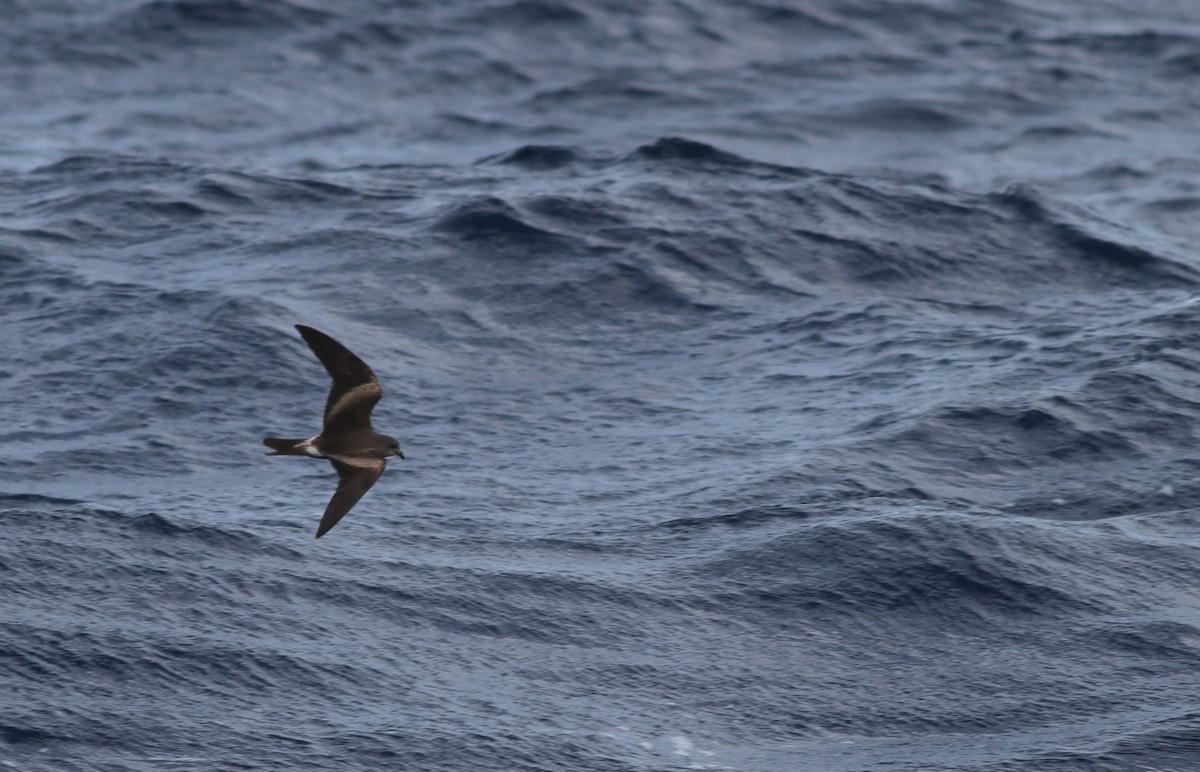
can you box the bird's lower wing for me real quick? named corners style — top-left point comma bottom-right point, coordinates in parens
top-left (316, 458), bottom-right (386, 538)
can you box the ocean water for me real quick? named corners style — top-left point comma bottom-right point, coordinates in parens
top-left (5, 1), bottom-right (1200, 770)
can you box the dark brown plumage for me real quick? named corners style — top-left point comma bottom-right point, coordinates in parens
top-left (264, 324), bottom-right (404, 538)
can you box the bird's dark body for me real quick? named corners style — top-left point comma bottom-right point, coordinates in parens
top-left (264, 325), bottom-right (404, 538)
top-left (264, 429), bottom-right (393, 459)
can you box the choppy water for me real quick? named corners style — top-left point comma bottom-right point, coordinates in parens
top-left (6, 2), bottom-right (1200, 770)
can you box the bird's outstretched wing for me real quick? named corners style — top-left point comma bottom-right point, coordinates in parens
top-left (316, 457), bottom-right (387, 538)
top-left (296, 324), bottom-right (382, 432)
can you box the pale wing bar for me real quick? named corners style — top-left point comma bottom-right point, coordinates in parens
top-left (325, 382), bottom-right (382, 432)
top-left (295, 324), bottom-right (383, 430)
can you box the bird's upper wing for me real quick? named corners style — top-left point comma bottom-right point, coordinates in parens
top-left (296, 324), bottom-right (383, 432)
top-left (316, 457), bottom-right (387, 538)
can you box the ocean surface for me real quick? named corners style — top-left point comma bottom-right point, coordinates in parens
top-left (5, 1), bottom-right (1200, 770)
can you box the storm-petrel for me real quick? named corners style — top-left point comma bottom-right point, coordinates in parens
top-left (264, 324), bottom-right (404, 538)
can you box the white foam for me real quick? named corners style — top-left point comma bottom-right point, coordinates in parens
top-left (671, 735), bottom-right (694, 756)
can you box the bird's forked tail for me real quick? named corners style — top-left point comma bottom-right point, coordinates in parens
top-left (263, 437), bottom-right (311, 456)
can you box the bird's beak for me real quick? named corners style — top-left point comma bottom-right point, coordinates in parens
top-left (395, 450), bottom-right (406, 460)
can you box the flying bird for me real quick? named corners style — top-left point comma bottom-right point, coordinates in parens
top-left (264, 324), bottom-right (404, 538)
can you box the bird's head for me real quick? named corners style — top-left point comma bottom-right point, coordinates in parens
top-left (384, 437), bottom-right (405, 460)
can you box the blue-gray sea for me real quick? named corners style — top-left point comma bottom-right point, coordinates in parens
top-left (6, 1), bottom-right (1200, 770)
